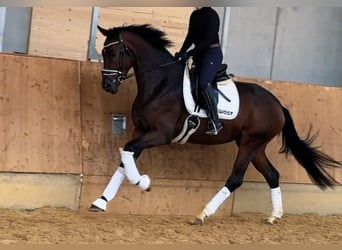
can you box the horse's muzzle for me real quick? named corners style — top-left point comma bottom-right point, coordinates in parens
top-left (102, 77), bottom-right (119, 94)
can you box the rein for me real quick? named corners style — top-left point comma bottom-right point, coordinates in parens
top-left (102, 34), bottom-right (179, 81)
top-left (124, 60), bottom-right (179, 80)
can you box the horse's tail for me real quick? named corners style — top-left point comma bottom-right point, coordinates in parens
top-left (280, 106), bottom-right (342, 189)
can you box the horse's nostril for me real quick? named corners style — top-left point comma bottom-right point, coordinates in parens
top-left (103, 82), bottom-right (112, 90)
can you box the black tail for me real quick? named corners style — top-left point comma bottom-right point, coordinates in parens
top-left (280, 107), bottom-right (342, 189)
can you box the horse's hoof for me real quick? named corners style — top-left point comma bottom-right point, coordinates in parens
top-left (192, 217), bottom-right (204, 225)
top-left (191, 211), bottom-right (207, 225)
top-left (266, 216), bottom-right (280, 225)
top-left (88, 198), bottom-right (107, 212)
top-left (88, 204), bottom-right (105, 212)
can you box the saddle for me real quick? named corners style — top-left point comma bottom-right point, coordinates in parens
top-left (190, 63), bottom-right (230, 109)
top-left (177, 60), bottom-right (239, 144)
top-left (173, 62), bottom-right (238, 144)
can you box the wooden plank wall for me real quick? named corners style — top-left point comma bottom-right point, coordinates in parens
top-left (0, 53), bottom-right (82, 173)
top-left (25, 7), bottom-right (342, 184)
top-left (29, 7), bottom-right (93, 61)
top-left (1, 53), bottom-right (341, 214)
top-left (97, 7), bottom-right (192, 56)
top-left (2, 6), bottom-right (342, 214)
top-left (28, 7), bottom-right (193, 61)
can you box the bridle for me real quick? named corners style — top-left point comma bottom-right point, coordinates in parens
top-left (101, 32), bottom-right (179, 86)
top-left (101, 33), bottom-right (131, 85)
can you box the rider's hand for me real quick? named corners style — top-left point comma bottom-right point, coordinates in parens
top-left (175, 52), bottom-right (189, 62)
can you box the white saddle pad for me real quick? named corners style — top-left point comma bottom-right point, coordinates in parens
top-left (182, 65), bottom-right (240, 120)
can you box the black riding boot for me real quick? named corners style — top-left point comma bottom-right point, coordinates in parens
top-left (201, 85), bottom-right (223, 135)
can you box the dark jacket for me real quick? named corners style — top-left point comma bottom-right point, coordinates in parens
top-left (179, 7), bottom-right (220, 57)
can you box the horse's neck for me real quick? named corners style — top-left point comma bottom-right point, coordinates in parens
top-left (133, 64), bottom-right (169, 102)
top-left (134, 48), bottom-right (169, 73)
top-left (133, 48), bottom-right (179, 99)
top-left (125, 33), bottom-right (183, 103)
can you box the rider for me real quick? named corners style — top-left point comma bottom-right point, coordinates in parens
top-left (175, 7), bottom-right (223, 135)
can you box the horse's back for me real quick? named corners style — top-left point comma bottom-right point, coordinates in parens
top-left (235, 81), bottom-right (281, 104)
top-left (234, 81), bottom-right (285, 135)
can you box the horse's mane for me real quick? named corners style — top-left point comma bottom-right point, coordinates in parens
top-left (107, 24), bottom-right (174, 51)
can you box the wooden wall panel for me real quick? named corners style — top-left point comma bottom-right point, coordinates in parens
top-left (29, 7), bottom-right (92, 61)
top-left (145, 144), bottom-right (237, 181)
top-left (96, 7), bottom-right (192, 56)
top-left (1, 53), bottom-right (340, 186)
top-left (28, 7), bottom-right (192, 61)
top-left (0, 53), bottom-right (82, 173)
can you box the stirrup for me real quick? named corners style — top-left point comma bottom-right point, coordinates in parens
top-left (205, 120), bottom-right (223, 135)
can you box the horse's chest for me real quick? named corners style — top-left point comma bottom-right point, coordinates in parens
top-left (132, 100), bottom-right (172, 129)
top-left (131, 105), bottom-right (156, 127)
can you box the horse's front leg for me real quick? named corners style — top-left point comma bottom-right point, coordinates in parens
top-left (89, 130), bottom-right (146, 212)
top-left (89, 129), bottom-right (170, 212)
top-left (119, 147), bottom-right (151, 191)
top-left (89, 150), bottom-right (145, 212)
top-left (89, 164), bottom-right (127, 212)
top-left (121, 129), bottom-right (171, 191)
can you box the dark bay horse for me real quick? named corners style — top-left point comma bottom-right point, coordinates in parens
top-left (89, 24), bottom-right (342, 224)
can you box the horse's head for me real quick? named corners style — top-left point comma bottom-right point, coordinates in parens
top-left (98, 26), bottom-right (135, 94)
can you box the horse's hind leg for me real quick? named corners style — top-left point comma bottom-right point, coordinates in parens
top-left (194, 142), bottom-right (261, 225)
top-left (251, 146), bottom-right (283, 224)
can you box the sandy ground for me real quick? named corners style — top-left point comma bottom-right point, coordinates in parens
top-left (0, 207), bottom-right (342, 244)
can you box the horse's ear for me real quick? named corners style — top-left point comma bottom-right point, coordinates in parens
top-left (97, 25), bottom-right (109, 37)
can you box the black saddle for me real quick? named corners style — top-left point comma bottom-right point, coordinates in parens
top-left (216, 64), bottom-right (230, 82)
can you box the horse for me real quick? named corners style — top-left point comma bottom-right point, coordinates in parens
top-left (89, 24), bottom-right (342, 225)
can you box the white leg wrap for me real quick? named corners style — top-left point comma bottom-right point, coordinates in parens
top-left (120, 148), bottom-right (141, 184)
top-left (119, 148), bottom-right (150, 191)
top-left (271, 187), bottom-right (283, 218)
top-left (203, 186), bottom-right (231, 217)
top-left (91, 167), bottom-right (126, 211)
top-left (103, 166), bottom-right (126, 201)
